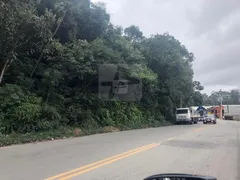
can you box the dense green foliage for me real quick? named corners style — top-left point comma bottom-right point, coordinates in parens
top-left (0, 0), bottom-right (201, 145)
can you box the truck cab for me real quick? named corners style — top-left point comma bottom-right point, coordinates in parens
top-left (175, 108), bottom-right (192, 124)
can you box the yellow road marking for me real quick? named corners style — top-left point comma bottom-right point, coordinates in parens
top-left (44, 143), bottom-right (159, 180)
top-left (167, 137), bottom-right (175, 141)
top-left (59, 143), bottom-right (159, 180)
top-left (194, 127), bottom-right (206, 132)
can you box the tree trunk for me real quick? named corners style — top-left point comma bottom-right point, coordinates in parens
top-left (0, 59), bottom-right (10, 85)
top-left (30, 4), bottom-right (69, 78)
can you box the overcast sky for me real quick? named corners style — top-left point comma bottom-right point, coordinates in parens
top-left (92, 0), bottom-right (240, 94)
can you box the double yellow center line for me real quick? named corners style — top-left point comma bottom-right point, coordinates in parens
top-left (45, 143), bottom-right (160, 180)
top-left (44, 126), bottom-right (206, 180)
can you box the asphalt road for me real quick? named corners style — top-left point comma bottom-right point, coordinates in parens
top-left (0, 120), bottom-right (239, 180)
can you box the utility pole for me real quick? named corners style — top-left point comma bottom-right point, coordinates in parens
top-left (227, 95), bottom-right (229, 115)
top-left (219, 89), bottom-right (223, 119)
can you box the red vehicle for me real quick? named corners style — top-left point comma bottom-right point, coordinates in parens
top-left (208, 106), bottom-right (224, 118)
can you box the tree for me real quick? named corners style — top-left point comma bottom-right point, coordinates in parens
top-left (202, 93), bottom-right (213, 105)
top-left (0, 0), bottom-right (56, 84)
top-left (229, 89), bottom-right (240, 104)
top-left (0, 0), bottom-right (204, 140)
top-left (193, 81), bottom-right (204, 91)
top-left (124, 25), bottom-right (143, 42)
top-left (205, 89), bottom-right (240, 105)
top-left (191, 81), bottom-right (204, 106)
top-left (140, 33), bottom-right (195, 117)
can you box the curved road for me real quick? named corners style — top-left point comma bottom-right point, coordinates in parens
top-left (0, 120), bottom-right (239, 180)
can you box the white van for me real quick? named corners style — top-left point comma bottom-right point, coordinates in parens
top-left (175, 108), bottom-right (192, 124)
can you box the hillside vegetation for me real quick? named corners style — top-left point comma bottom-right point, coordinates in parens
top-left (0, 0), bottom-right (202, 146)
